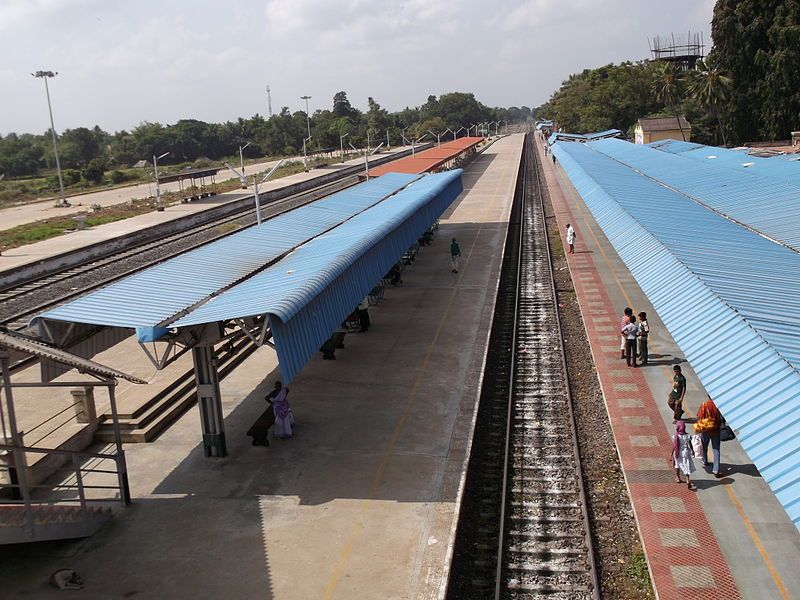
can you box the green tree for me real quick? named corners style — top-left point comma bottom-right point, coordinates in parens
top-left (651, 61), bottom-right (688, 141)
top-left (688, 58), bottom-right (733, 146)
top-left (711, 0), bottom-right (800, 144)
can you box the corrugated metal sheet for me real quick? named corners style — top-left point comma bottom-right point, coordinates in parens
top-left (553, 140), bottom-right (800, 528)
top-left (369, 137), bottom-right (482, 177)
top-left (173, 170), bottom-right (463, 382)
top-left (588, 138), bottom-right (800, 252)
top-left (649, 140), bottom-right (800, 186)
top-left (647, 139), bottom-right (705, 153)
top-left (34, 173), bottom-right (418, 330)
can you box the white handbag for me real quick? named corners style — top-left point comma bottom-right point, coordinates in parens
top-left (691, 434), bottom-right (704, 459)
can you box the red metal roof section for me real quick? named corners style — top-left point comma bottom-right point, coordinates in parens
top-left (369, 137), bottom-right (484, 176)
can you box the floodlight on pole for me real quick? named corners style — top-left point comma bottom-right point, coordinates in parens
top-left (340, 132), bottom-right (349, 162)
top-left (32, 70), bottom-right (67, 207)
top-left (300, 95), bottom-right (312, 139)
top-left (153, 151), bottom-right (169, 211)
top-left (239, 141), bottom-right (252, 180)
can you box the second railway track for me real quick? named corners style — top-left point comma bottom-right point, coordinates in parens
top-left (448, 134), bottom-right (599, 599)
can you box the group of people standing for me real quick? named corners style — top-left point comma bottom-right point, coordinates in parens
top-left (672, 395), bottom-right (726, 490)
top-left (619, 307), bottom-right (650, 367)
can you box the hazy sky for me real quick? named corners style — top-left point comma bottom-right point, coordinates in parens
top-left (1, 0), bottom-right (715, 135)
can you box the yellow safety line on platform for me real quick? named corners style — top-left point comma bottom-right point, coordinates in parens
top-left (551, 151), bottom-right (790, 600)
top-left (322, 144), bottom-right (513, 599)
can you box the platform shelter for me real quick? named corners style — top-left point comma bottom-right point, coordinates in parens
top-left (32, 171), bottom-right (463, 458)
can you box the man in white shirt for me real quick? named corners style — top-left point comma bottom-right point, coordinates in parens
top-left (621, 316), bottom-right (639, 367)
top-left (566, 223), bottom-right (576, 254)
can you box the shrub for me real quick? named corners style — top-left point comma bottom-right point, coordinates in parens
top-left (110, 170), bottom-right (127, 184)
top-left (82, 158), bottom-right (107, 184)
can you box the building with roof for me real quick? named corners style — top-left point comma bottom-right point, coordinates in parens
top-left (551, 135), bottom-right (800, 529)
top-left (634, 116), bottom-right (691, 144)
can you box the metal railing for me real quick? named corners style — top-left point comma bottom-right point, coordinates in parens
top-left (0, 443), bottom-right (127, 540)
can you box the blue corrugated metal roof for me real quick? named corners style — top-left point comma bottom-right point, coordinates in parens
top-left (173, 170), bottom-right (463, 382)
top-left (588, 138), bottom-right (800, 252)
top-left (553, 140), bottom-right (800, 528)
top-left (647, 139), bottom-right (705, 153)
top-left (584, 129), bottom-right (624, 141)
top-left (35, 173), bottom-right (418, 330)
top-left (35, 170), bottom-right (463, 383)
top-left (649, 140), bottom-right (800, 186)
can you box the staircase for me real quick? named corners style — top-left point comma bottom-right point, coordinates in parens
top-left (95, 335), bottom-right (259, 443)
top-left (0, 504), bottom-right (112, 545)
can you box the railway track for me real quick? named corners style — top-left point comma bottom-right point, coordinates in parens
top-left (448, 135), bottom-right (599, 599)
top-left (0, 175), bottom-right (358, 331)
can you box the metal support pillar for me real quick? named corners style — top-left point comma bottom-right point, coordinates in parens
top-left (192, 346), bottom-right (227, 457)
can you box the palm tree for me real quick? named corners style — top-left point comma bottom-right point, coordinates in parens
top-left (689, 58), bottom-right (733, 147)
top-left (651, 61), bottom-right (687, 141)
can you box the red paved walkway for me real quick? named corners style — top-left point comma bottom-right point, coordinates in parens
top-left (537, 139), bottom-right (741, 599)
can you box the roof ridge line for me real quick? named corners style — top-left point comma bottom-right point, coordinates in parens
top-left (587, 141), bottom-right (800, 256)
top-left (157, 174), bottom-right (426, 329)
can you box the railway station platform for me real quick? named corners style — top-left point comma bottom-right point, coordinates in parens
top-left (537, 139), bottom-right (800, 599)
top-left (0, 147), bottom-right (413, 276)
top-left (0, 134), bottom-right (525, 598)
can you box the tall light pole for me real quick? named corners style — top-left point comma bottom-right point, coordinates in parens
top-left (153, 151), bottom-right (169, 211)
top-left (300, 95), bottom-right (312, 139)
top-left (238, 141), bottom-right (251, 178)
top-left (32, 71), bottom-right (67, 207)
top-left (340, 132), bottom-right (349, 162)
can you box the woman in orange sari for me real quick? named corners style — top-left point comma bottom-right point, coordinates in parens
top-left (696, 395), bottom-right (722, 477)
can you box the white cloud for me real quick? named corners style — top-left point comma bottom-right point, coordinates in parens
top-left (0, 0), bottom-right (715, 134)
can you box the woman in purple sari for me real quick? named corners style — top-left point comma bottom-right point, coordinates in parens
top-left (266, 381), bottom-right (293, 439)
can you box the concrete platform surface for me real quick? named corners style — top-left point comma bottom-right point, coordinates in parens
top-left (0, 134), bottom-right (524, 599)
top-left (0, 147), bottom-right (411, 275)
top-left (539, 136), bottom-right (800, 600)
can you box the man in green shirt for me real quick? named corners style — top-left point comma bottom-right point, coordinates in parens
top-left (667, 365), bottom-right (687, 421)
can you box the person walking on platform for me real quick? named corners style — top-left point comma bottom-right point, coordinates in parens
top-left (696, 395), bottom-right (723, 477)
top-left (450, 238), bottom-right (461, 274)
top-left (266, 381), bottom-right (294, 439)
top-left (668, 365), bottom-right (687, 422)
top-left (637, 311), bottom-right (650, 365)
top-left (621, 313), bottom-right (639, 367)
top-left (672, 420), bottom-right (696, 490)
top-left (565, 223), bottom-right (576, 254)
top-left (620, 307), bottom-right (633, 359)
